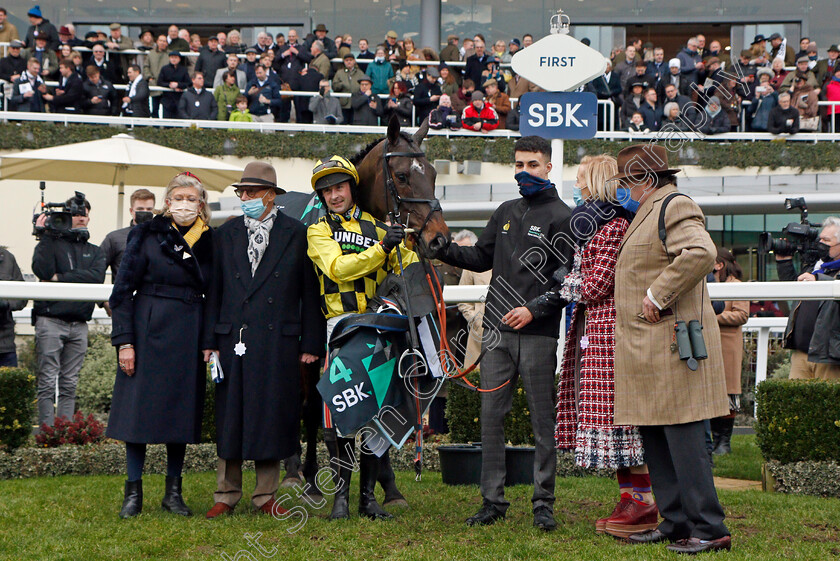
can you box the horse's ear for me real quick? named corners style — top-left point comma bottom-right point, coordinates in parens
top-left (387, 114), bottom-right (400, 146)
top-left (412, 115), bottom-right (430, 147)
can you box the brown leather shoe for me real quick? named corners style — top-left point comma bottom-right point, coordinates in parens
top-left (596, 497), bottom-right (631, 534)
top-left (206, 502), bottom-right (234, 519)
top-left (605, 500), bottom-right (659, 539)
top-left (666, 536), bottom-right (732, 554)
top-left (626, 528), bottom-right (669, 544)
top-left (258, 497), bottom-right (289, 516)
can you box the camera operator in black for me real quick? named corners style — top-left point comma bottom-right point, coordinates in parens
top-left (32, 194), bottom-right (106, 427)
top-left (777, 216), bottom-right (840, 380)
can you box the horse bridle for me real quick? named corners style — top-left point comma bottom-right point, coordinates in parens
top-left (382, 149), bottom-right (442, 239)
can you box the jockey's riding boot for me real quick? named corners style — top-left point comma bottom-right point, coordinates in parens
top-left (119, 479), bottom-right (143, 519)
top-left (709, 417), bottom-right (724, 453)
top-left (713, 417), bottom-right (735, 456)
top-left (326, 431), bottom-right (352, 520)
top-left (378, 449), bottom-right (408, 507)
top-left (281, 453), bottom-right (302, 487)
top-left (359, 447), bottom-right (393, 520)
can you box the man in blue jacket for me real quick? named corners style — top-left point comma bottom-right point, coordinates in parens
top-left (246, 64), bottom-right (282, 123)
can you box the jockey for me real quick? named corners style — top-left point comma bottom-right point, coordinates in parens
top-left (306, 154), bottom-right (417, 521)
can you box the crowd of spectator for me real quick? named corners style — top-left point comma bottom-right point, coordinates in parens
top-left (1, 8), bottom-right (839, 134)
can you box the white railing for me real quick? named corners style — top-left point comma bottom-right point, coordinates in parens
top-left (0, 280), bottom-right (830, 389)
top-left (3, 109), bottom-right (839, 140)
top-left (740, 100), bottom-right (840, 135)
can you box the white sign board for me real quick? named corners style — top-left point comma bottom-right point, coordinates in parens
top-left (510, 33), bottom-right (607, 93)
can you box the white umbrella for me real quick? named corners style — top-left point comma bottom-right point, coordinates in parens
top-left (0, 133), bottom-right (243, 227)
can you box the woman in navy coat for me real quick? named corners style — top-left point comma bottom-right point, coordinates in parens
top-left (107, 172), bottom-right (213, 518)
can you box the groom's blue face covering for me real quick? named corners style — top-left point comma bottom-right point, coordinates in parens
top-left (515, 171), bottom-right (553, 197)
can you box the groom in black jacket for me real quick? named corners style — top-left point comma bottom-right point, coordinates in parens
top-left (433, 135), bottom-right (573, 531)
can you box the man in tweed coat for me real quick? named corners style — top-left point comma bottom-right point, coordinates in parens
top-left (611, 144), bottom-right (732, 554)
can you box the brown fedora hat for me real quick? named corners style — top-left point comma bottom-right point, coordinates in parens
top-left (609, 144), bottom-right (681, 182)
top-left (232, 161), bottom-right (286, 193)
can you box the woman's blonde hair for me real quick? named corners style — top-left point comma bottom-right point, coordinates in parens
top-left (579, 154), bottom-right (619, 202)
top-left (162, 172), bottom-right (211, 223)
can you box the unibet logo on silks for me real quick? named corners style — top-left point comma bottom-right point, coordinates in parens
top-left (333, 230), bottom-right (377, 253)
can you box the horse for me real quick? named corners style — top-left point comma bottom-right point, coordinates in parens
top-left (351, 115), bottom-right (450, 257)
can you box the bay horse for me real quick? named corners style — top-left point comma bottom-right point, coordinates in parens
top-left (352, 115), bottom-right (451, 257)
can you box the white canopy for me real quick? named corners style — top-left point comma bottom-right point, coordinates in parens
top-left (0, 133), bottom-right (243, 227)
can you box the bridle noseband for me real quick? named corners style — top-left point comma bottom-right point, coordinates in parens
top-left (382, 149), bottom-right (442, 239)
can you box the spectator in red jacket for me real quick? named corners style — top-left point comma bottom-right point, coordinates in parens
top-left (461, 90), bottom-right (498, 132)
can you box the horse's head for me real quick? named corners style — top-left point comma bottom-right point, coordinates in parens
top-left (356, 115), bottom-right (450, 259)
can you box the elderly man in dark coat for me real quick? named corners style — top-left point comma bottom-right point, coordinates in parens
top-left (203, 162), bottom-right (324, 519)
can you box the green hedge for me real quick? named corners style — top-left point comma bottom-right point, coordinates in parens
top-left (0, 367), bottom-right (36, 451)
top-left (75, 330), bottom-right (117, 415)
top-left (0, 436), bottom-right (610, 479)
top-left (755, 379), bottom-right (840, 464)
top-left (765, 460), bottom-right (840, 498)
top-left (4, 122), bottom-right (840, 170)
top-left (445, 372), bottom-right (535, 446)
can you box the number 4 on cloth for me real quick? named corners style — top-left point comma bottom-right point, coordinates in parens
top-left (330, 357), bottom-right (352, 384)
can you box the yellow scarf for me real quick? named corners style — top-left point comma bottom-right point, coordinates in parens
top-left (172, 216), bottom-right (209, 248)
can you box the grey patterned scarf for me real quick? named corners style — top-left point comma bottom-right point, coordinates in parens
top-left (244, 206), bottom-right (278, 276)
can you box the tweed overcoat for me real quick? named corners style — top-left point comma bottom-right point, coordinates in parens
top-left (613, 185), bottom-right (729, 426)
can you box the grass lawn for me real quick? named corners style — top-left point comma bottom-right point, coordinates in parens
top-left (713, 434), bottom-right (763, 481)
top-left (1, 435), bottom-right (837, 560)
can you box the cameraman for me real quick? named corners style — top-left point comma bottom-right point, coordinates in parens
top-left (32, 195), bottom-right (106, 427)
top-left (778, 216), bottom-right (840, 380)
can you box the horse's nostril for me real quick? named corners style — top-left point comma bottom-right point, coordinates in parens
top-left (428, 234), bottom-right (447, 252)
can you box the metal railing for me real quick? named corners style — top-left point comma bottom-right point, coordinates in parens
top-left (4, 108), bottom-right (840, 141)
top-left (0, 280), bottom-right (831, 390)
top-left (740, 100), bottom-right (840, 135)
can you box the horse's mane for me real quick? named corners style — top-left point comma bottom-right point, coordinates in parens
top-left (350, 132), bottom-right (416, 166)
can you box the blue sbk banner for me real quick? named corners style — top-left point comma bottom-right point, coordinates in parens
top-left (518, 91), bottom-right (598, 140)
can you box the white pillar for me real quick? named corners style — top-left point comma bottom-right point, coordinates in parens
top-left (754, 326), bottom-right (771, 415)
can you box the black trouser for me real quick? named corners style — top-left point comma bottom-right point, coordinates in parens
top-left (151, 96), bottom-right (162, 118)
top-left (640, 422), bottom-right (730, 541)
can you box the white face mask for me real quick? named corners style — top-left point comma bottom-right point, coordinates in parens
top-left (169, 201), bottom-right (200, 226)
top-left (374, 56), bottom-right (385, 63)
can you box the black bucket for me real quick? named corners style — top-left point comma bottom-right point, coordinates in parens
top-left (438, 444), bottom-right (482, 486)
top-left (504, 446), bottom-right (535, 486)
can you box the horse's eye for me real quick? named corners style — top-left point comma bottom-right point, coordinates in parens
top-left (396, 173), bottom-right (408, 183)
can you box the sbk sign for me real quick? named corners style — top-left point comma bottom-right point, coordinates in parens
top-left (518, 92), bottom-right (598, 140)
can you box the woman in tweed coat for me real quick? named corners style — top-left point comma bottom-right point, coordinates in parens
top-left (555, 155), bottom-right (658, 538)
